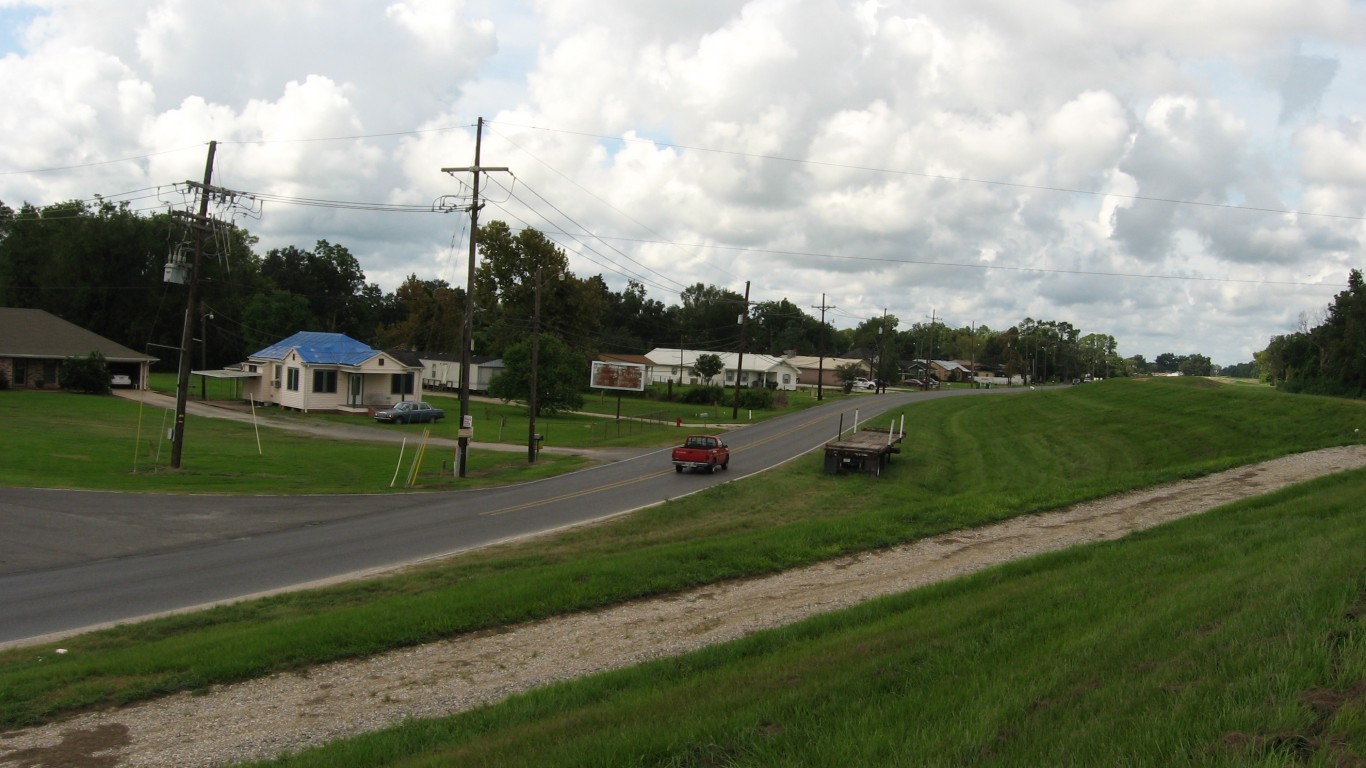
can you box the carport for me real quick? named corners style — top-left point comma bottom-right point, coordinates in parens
top-left (190, 368), bottom-right (260, 400)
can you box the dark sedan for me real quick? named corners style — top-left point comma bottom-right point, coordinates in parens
top-left (374, 401), bottom-right (445, 424)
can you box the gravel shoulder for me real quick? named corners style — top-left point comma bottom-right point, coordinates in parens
top-left (4, 445), bottom-right (1366, 768)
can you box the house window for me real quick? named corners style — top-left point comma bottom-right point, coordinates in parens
top-left (286, 367), bottom-right (300, 391)
top-left (273, 364), bottom-right (282, 388)
top-left (312, 370), bottom-right (337, 393)
top-left (13, 359), bottom-right (28, 386)
top-left (782, 374), bottom-right (791, 384)
top-left (391, 372), bottom-right (414, 395)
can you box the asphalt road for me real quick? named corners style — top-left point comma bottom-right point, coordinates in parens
top-left (0, 387), bottom-right (1016, 646)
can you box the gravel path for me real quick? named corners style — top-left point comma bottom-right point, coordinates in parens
top-left (4, 445), bottom-right (1365, 768)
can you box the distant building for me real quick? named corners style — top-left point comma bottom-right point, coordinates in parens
top-left (0, 307), bottom-right (156, 389)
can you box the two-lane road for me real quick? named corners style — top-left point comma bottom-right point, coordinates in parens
top-left (0, 388), bottom-right (1011, 645)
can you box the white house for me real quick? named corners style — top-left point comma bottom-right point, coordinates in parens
top-left (644, 348), bottom-right (801, 391)
top-left (240, 332), bottom-right (424, 414)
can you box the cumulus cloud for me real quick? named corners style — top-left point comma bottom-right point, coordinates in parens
top-left (0, 0), bottom-right (1363, 365)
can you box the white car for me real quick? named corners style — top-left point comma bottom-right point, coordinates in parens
top-left (851, 378), bottom-right (876, 391)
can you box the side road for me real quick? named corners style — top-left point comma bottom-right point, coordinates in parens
top-left (111, 389), bottom-right (642, 460)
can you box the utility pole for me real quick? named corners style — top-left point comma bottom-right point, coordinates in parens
top-left (879, 307), bottom-right (889, 392)
top-left (812, 294), bottom-right (834, 400)
top-left (528, 265), bottom-right (542, 463)
top-left (731, 280), bottom-right (750, 420)
top-left (170, 141), bottom-right (217, 469)
top-left (442, 117), bottom-right (509, 477)
top-left (924, 308), bottom-right (937, 391)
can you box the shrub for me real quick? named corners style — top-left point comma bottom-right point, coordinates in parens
top-left (737, 387), bottom-right (774, 410)
top-left (60, 351), bottom-right (112, 395)
top-left (681, 385), bottom-right (724, 405)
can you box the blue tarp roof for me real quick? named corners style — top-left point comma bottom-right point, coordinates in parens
top-left (249, 332), bottom-right (379, 366)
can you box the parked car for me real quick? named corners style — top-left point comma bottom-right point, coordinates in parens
top-left (110, 374), bottom-right (133, 387)
top-left (851, 377), bottom-right (876, 391)
top-left (374, 401), bottom-right (445, 424)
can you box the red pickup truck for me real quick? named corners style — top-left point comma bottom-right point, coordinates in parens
top-left (672, 434), bottom-right (730, 473)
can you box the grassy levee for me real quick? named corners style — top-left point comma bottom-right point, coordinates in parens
top-left (242, 469), bottom-right (1366, 767)
top-left (0, 391), bottom-right (590, 493)
top-left (1, 378), bottom-right (1363, 732)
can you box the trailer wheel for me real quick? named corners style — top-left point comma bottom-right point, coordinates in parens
top-left (675, 465), bottom-right (682, 473)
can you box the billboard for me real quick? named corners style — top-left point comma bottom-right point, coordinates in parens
top-left (590, 361), bottom-right (646, 392)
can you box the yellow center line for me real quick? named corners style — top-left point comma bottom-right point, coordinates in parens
top-left (481, 469), bottom-right (676, 516)
top-left (482, 408), bottom-right (858, 518)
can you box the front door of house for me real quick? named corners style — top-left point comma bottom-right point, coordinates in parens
top-left (348, 374), bottom-right (363, 407)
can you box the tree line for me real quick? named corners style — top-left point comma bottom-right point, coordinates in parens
top-left (1256, 270), bottom-right (1366, 396)
top-left (1, 199), bottom-right (1224, 386)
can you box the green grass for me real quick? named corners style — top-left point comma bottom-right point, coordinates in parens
top-left (1, 377), bottom-right (1363, 732)
top-left (152, 370), bottom-right (856, 449)
top-left (244, 469), bottom-right (1366, 766)
top-left (0, 390), bottom-right (590, 493)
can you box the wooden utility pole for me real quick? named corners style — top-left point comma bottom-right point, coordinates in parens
top-left (442, 117), bottom-right (508, 477)
top-left (170, 140), bottom-right (217, 469)
top-left (812, 294), bottom-right (834, 400)
top-left (528, 265), bottom-right (542, 463)
top-left (731, 280), bottom-right (750, 420)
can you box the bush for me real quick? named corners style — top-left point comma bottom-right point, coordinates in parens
top-left (60, 351), bottom-right (112, 395)
top-left (680, 385), bottom-right (724, 405)
top-left (0, 369), bottom-right (8, 390)
top-left (736, 387), bottom-right (774, 410)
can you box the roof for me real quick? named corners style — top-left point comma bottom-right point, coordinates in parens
top-left (646, 348), bottom-right (801, 373)
top-left (784, 355), bottom-right (868, 370)
top-left (0, 308), bottom-right (156, 363)
top-left (599, 353), bottom-right (654, 366)
top-left (248, 332), bottom-right (385, 366)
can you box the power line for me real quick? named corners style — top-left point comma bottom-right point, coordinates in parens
top-left (487, 120), bottom-right (1366, 223)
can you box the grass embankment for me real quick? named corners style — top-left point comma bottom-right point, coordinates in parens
top-left (1, 379), bottom-right (1363, 738)
top-left (0, 391), bottom-right (589, 493)
top-left (251, 470), bottom-right (1366, 766)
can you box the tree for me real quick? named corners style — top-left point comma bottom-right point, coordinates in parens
top-left (835, 362), bottom-right (864, 393)
top-left (375, 275), bottom-right (464, 353)
top-left (474, 221), bottom-right (604, 359)
top-left (676, 282), bottom-right (746, 350)
top-left (487, 334), bottom-right (585, 416)
top-left (259, 240), bottom-right (378, 339)
top-left (691, 353), bottom-right (725, 384)
top-left (1179, 354), bottom-right (1213, 377)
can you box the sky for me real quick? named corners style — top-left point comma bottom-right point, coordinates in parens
top-left (1, 1), bottom-right (1364, 366)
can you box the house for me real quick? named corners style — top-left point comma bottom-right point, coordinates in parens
top-left (783, 355), bottom-right (872, 389)
top-left (644, 348), bottom-right (801, 391)
top-left (239, 331), bottom-right (424, 414)
top-left (903, 359), bottom-right (974, 383)
top-left (0, 307), bottom-right (156, 389)
top-left (416, 352), bottom-right (502, 392)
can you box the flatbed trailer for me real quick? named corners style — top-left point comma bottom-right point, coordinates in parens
top-left (823, 426), bottom-right (904, 476)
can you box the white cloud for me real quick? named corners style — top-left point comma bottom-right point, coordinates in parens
top-left (0, 0), bottom-right (1363, 365)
